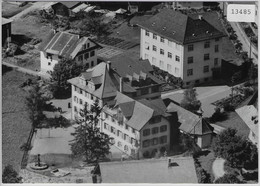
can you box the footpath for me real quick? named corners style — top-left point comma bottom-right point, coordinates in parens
top-left (212, 158), bottom-right (225, 181)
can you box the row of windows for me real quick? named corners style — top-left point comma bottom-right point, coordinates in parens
top-left (145, 30), bottom-right (181, 50)
top-left (143, 125), bottom-right (167, 136)
top-left (116, 141), bottom-right (135, 154)
top-left (78, 50), bottom-right (95, 61)
top-left (74, 86), bottom-right (97, 101)
top-left (158, 61), bottom-right (180, 75)
top-left (187, 65), bottom-right (210, 76)
top-left (104, 122), bottom-right (136, 145)
top-left (105, 113), bottom-right (136, 134)
top-left (187, 40), bottom-right (219, 52)
top-left (143, 136), bottom-right (167, 147)
top-left (145, 44), bottom-right (181, 61)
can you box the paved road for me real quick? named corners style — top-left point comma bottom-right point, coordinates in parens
top-left (212, 158), bottom-right (226, 181)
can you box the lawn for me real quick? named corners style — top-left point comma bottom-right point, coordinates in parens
top-left (2, 1), bottom-right (31, 18)
top-left (214, 111), bottom-right (250, 137)
top-left (2, 67), bottom-right (36, 172)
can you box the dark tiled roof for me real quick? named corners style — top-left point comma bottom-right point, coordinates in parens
top-left (167, 102), bottom-right (213, 135)
top-left (38, 31), bottom-right (98, 59)
top-left (59, 1), bottom-right (81, 9)
top-left (139, 99), bottom-right (171, 117)
top-left (139, 9), bottom-right (225, 44)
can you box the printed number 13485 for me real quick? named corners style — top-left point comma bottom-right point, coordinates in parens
top-left (231, 9), bottom-right (251, 15)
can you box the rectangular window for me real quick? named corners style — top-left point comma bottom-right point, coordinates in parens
top-left (145, 30), bottom-right (149, 36)
top-left (188, 44), bottom-right (194, 51)
top-left (80, 89), bottom-right (83, 94)
top-left (160, 125), bottom-right (167, 132)
top-left (152, 45), bottom-right (157, 51)
top-left (48, 62), bottom-right (51, 66)
top-left (83, 44), bottom-right (86, 50)
top-left (160, 136), bottom-right (167, 144)
top-left (90, 50), bottom-right (95, 57)
top-left (160, 37), bottom-right (165, 43)
top-left (149, 116), bottom-right (161, 124)
top-left (159, 60), bottom-right (164, 68)
top-left (74, 86), bottom-right (77, 91)
top-left (167, 64), bottom-right (172, 72)
top-left (143, 129), bottom-right (150, 136)
top-left (111, 126), bottom-right (116, 134)
top-left (74, 106), bottom-right (77, 112)
top-left (91, 95), bottom-right (94, 100)
top-left (214, 58), bottom-right (218, 66)
top-left (188, 57), bottom-right (193, 64)
top-left (152, 138), bottom-right (158, 145)
top-left (168, 52), bottom-right (172, 58)
top-left (74, 96), bottom-right (77, 102)
top-left (175, 55), bottom-right (180, 62)
top-left (204, 65), bottom-right (209, 73)
top-left (143, 140), bottom-right (150, 147)
top-left (91, 61), bottom-right (94, 67)
top-left (87, 43), bottom-right (90, 48)
top-left (125, 124), bottom-right (129, 130)
top-left (144, 53), bottom-right (149, 59)
top-left (84, 53), bottom-right (89, 59)
top-left (187, 69), bottom-right (193, 76)
top-left (215, 45), bottom-right (219, 52)
top-left (153, 34), bottom-right (157, 39)
top-left (131, 138), bottom-right (135, 145)
top-left (79, 99), bottom-right (83, 105)
top-left (160, 49), bottom-right (164, 55)
top-left (132, 128), bottom-right (135, 134)
top-left (215, 38), bottom-right (220, 42)
top-left (104, 123), bottom-right (107, 129)
top-left (204, 54), bottom-right (210, 60)
top-left (204, 41), bottom-right (210, 48)
top-left (78, 55), bottom-right (83, 61)
top-left (152, 127), bottom-right (159, 134)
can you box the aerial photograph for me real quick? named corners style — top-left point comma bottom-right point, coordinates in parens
top-left (2, 0), bottom-right (258, 184)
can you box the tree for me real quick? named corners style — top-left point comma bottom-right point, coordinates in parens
top-left (2, 165), bottom-right (22, 183)
top-left (26, 83), bottom-right (47, 129)
top-left (49, 58), bottom-right (85, 98)
top-left (70, 100), bottom-right (113, 163)
top-left (180, 87), bottom-right (201, 113)
top-left (212, 128), bottom-right (258, 169)
top-left (215, 173), bottom-right (243, 183)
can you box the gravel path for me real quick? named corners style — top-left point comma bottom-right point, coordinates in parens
top-left (212, 158), bottom-right (225, 181)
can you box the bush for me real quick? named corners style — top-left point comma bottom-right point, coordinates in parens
top-left (210, 107), bottom-right (228, 122)
top-left (215, 173), bottom-right (243, 183)
top-left (194, 157), bottom-right (212, 183)
top-left (223, 102), bottom-right (235, 111)
top-left (2, 165), bottom-right (22, 183)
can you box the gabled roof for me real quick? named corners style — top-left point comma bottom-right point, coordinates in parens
top-left (139, 99), bottom-right (171, 118)
top-left (118, 101), bottom-right (135, 118)
top-left (236, 105), bottom-right (258, 139)
top-left (38, 31), bottom-right (99, 59)
top-left (59, 1), bottom-right (81, 9)
top-left (139, 9), bottom-right (225, 44)
top-left (167, 102), bottom-right (213, 135)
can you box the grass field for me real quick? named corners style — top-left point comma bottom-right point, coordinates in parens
top-left (2, 67), bottom-right (35, 172)
top-left (197, 150), bottom-right (216, 181)
top-left (2, 1), bottom-right (31, 18)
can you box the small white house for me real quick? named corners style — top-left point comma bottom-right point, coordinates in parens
top-left (38, 31), bottom-right (101, 75)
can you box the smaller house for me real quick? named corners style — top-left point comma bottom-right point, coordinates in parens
top-left (236, 105), bottom-right (258, 146)
top-left (51, 2), bottom-right (82, 17)
top-left (2, 18), bottom-right (13, 45)
top-left (38, 31), bottom-right (101, 74)
top-left (167, 102), bottom-right (214, 149)
top-left (99, 157), bottom-right (198, 183)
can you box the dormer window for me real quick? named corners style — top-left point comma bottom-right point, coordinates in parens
top-left (83, 44), bottom-right (86, 50)
top-left (87, 43), bottom-right (90, 48)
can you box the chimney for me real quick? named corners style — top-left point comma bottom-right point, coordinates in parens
top-left (119, 77), bottom-right (123, 93)
top-left (106, 61), bottom-right (111, 71)
top-left (198, 15), bottom-right (203, 20)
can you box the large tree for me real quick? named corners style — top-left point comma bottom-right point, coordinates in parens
top-left (212, 128), bottom-right (258, 169)
top-left (215, 173), bottom-right (243, 183)
top-left (2, 165), bottom-right (22, 183)
top-left (26, 83), bottom-right (47, 129)
top-left (180, 87), bottom-right (201, 113)
top-left (49, 58), bottom-right (85, 98)
top-left (70, 100), bottom-right (113, 163)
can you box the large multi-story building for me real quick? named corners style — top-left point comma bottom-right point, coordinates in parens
top-left (68, 56), bottom-right (173, 158)
top-left (38, 31), bottom-right (100, 74)
top-left (139, 9), bottom-right (225, 86)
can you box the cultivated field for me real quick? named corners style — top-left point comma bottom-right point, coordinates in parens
top-left (2, 67), bottom-right (34, 172)
top-left (2, 1), bottom-right (31, 18)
